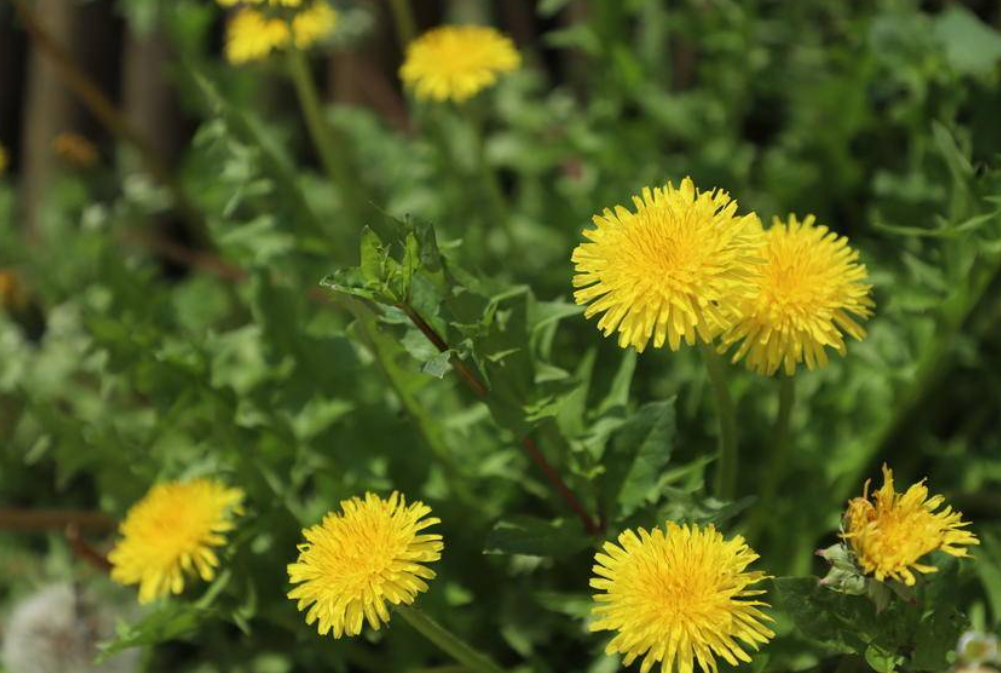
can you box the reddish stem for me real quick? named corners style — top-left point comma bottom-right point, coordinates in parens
top-left (0, 509), bottom-right (115, 531)
top-left (66, 524), bottom-right (113, 574)
top-left (397, 303), bottom-right (602, 535)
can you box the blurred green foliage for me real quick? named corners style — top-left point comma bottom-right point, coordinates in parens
top-left (2, 1), bottom-right (1001, 673)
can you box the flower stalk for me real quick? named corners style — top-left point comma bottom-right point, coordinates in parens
top-left (388, 0), bottom-right (418, 52)
top-left (286, 46), bottom-right (367, 229)
top-left (397, 606), bottom-right (506, 673)
top-left (745, 375), bottom-right (796, 541)
top-left (465, 108), bottom-right (513, 246)
top-left (702, 345), bottom-right (739, 502)
top-left (398, 302), bottom-right (602, 534)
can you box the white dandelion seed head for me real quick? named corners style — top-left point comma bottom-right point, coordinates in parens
top-left (1, 583), bottom-right (139, 673)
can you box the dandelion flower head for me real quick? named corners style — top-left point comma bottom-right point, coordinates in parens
top-left (0, 143), bottom-right (8, 175)
top-left (400, 26), bottom-right (521, 103)
top-left (572, 178), bottom-right (764, 353)
top-left (590, 522), bottom-right (774, 673)
top-left (225, 2), bottom-right (336, 65)
top-left (722, 214), bottom-right (873, 375)
top-left (109, 479), bottom-right (245, 604)
top-left (287, 491), bottom-right (443, 638)
top-left (843, 464), bottom-right (979, 586)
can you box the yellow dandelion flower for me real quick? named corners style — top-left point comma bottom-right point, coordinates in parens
top-left (0, 143), bottom-right (8, 175)
top-left (591, 522), bottom-right (774, 673)
top-left (225, 9), bottom-right (288, 64)
top-left (572, 178), bottom-right (764, 353)
top-left (52, 132), bottom-right (98, 168)
top-left (225, 3), bottom-right (336, 65)
top-left (108, 479), bottom-right (245, 604)
top-left (287, 491), bottom-right (443, 638)
top-left (843, 464), bottom-right (979, 586)
top-left (721, 214), bottom-right (873, 375)
top-left (400, 26), bottom-right (521, 103)
top-left (291, 2), bottom-right (337, 47)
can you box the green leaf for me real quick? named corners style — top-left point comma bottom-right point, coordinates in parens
top-left (422, 350), bottom-right (453, 379)
top-left (975, 529), bottom-right (1001, 627)
top-left (484, 516), bottom-right (591, 557)
top-left (909, 610), bottom-right (963, 671)
top-left (866, 643), bottom-right (904, 673)
top-left (770, 577), bottom-right (864, 654)
top-left (598, 350), bottom-right (637, 416)
top-left (601, 398), bottom-right (676, 518)
top-left (537, 0), bottom-right (572, 17)
top-left (933, 6), bottom-right (1001, 76)
top-left (319, 268), bottom-right (378, 301)
top-left (99, 603), bottom-right (214, 659)
top-left (932, 123), bottom-right (974, 182)
top-left (359, 227), bottom-right (390, 289)
top-left (556, 348), bottom-right (596, 439)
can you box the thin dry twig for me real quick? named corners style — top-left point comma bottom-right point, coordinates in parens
top-left (0, 508), bottom-right (115, 531)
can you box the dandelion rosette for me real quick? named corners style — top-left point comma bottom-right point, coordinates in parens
top-left (843, 464), bottom-right (979, 586)
top-left (287, 491), bottom-right (444, 638)
top-left (572, 178), bottom-right (763, 353)
top-left (400, 26), bottom-right (521, 103)
top-left (108, 479), bottom-right (245, 604)
top-left (223, 1), bottom-right (336, 65)
top-left (722, 213), bottom-right (873, 375)
top-left (590, 522), bottom-right (774, 673)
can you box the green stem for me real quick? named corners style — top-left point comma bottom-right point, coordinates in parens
top-left (286, 47), bottom-right (366, 227)
top-left (397, 607), bottom-right (506, 673)
top-left (744, 375), bottom-right (795, 542)
top-left (464, 108), bottom-right (514, 249)
top-left (388, 0), bottom-right (418, 51)
top-left (342, 298), bottom-right (479, 509)
top-left (702, 345), bottom-right (738, 501)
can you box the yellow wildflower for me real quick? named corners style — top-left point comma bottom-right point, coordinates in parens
top-left (843, 464), bottom-right (979, 586)
top-left (572, 178), bottom-right (763, 352)
top-left (108, 479), bottom-right (245, 604)
top-left (287, 491), bottom-right (443, 638)
top-left (290, 3), bottom-right (337, 47)
top-left (0, 143), bottom-right (8, 175)
top-left (591, 522), bottom-right (774, 673)
top-left (722, 214), bottom-right (873, 375)
top-left (400, 26), bottom-right (521, 103)
top-left (225, 2), bottom-right (336, 65)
